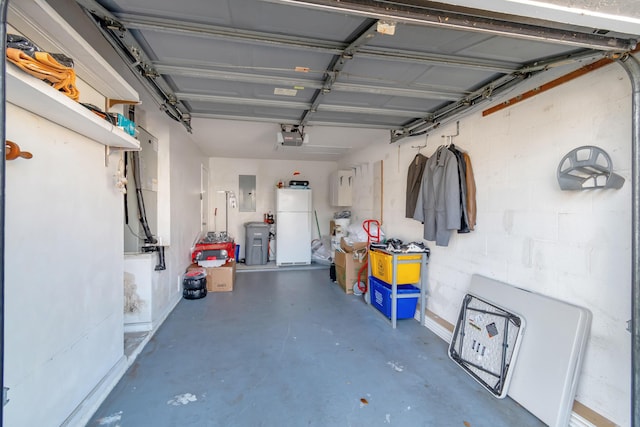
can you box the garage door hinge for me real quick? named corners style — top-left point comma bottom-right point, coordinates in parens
top-left (3, 387), bottom-right (9, 406)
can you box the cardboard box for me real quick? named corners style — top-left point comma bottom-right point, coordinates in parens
top-left (206, 260), bottom-right (236, 292)
top-left (187, 260), bottom-right (236, 292)
top-left (340, 237), bottom-right (368, 253)
top-left (334, 238), bottom-right (368, 294)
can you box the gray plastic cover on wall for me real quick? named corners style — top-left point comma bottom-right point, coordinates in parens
top-left (557, 145), bottom-right (625, 190)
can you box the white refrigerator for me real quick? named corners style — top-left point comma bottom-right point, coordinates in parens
top-left (276, 188), bottom-right (312, 266)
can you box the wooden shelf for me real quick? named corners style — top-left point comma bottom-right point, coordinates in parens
top-left (6, 64), bottom-right (140, 150)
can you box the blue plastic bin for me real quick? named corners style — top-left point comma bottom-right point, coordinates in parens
top-left (370, 276), bottom-right (419, 319)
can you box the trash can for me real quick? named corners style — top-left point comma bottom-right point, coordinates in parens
top-left (244, 222), bottom-right (270, 265)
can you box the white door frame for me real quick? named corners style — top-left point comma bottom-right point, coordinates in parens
top-left (200, 164), bottom-right (209, 232)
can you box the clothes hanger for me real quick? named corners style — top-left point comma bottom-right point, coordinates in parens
top-left (411, 143), bottom-right (427, 153)
top-left (441, 121), bottom-right (460, 148)
top-left (411, 136), bottom-right (428, 164)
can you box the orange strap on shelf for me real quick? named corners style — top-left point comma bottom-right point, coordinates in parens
top-left (6, 48), bottom-right (79, 101)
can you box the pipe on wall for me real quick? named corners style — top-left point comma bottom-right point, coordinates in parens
top-left (0, 1), bottom-right (8, 425)
top-left (618, 53), bottom-right (640, 427)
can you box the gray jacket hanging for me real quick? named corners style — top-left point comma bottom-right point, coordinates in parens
top-left (413, 146), bottom-right (461, 247)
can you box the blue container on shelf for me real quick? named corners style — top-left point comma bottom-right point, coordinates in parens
top-left (370, 276), bottom-right (419, 319)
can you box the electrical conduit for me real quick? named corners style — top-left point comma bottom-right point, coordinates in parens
top-left (618, 52), bottom-right (640, 427)
top-left (0, 1), bottom-right (8, 424)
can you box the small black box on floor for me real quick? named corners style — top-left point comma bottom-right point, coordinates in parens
top-left (182, 268), bottom-right (207, 299)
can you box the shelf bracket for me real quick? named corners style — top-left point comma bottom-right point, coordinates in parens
top-left (105, 145), bottom-right (126, 167)
top-left (105, 98), bottom-right (141, 111)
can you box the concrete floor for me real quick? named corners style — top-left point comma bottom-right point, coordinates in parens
top-left (89, 269), bottom-right (544, 427)
top-left (235, 260), bottom-right (328, 272)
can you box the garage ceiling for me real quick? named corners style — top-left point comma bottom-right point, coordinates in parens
top-left (73, 0), bottom-right (640, 160)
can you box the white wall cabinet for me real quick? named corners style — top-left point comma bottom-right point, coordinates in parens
top-left (330, 169), bottom-right (354, 207)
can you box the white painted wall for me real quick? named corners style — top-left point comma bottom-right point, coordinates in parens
top-left (340, 62), bottom-right (633, 425)
top-left (3, 92), bottom-right (205, 427)
top-left (208, 158), bottom-right (337, 259)
top-left (2, 2), bottom-right (208, 425)
top-left (123, 253), bottom-right (156, 332)
top-left (165, 123), bottom-right (208, 298)
top-left (16, 1), bottom-right (633, 424)
top-left (133, 108), bottom-right (207, 332)
top-left (2, 101), bottom-right (205, 427)
top-left (4, 104), bottom-right (126, 427)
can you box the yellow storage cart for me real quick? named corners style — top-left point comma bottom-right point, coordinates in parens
top-left (366, 247), bottom-right (429, 329)
top-left (369, 251), bottom-right (422, 284)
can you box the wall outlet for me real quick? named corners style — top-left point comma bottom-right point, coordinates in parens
top-left (177, 275), bottom-right (182, 292)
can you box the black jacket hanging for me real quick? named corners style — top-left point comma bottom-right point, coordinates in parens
top-left (448, 144), bottom-right (470, 233)
top-left (406, 153), bottom-right (428, 218)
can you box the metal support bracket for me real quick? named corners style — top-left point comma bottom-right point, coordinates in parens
top-left (105, 145), bottom-right (122, 167)
top-left (442, 121), bottom-right (460, 145)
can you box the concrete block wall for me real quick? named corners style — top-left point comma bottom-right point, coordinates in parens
top-left (208, 157), bottom-right (338, 260)
top-left (340, 61), bottom-right (633, 426)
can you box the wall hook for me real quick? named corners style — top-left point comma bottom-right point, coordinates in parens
top-left (411, 143), bottom-right (428, 153)
top-left (411, 134), bottom-right (429, 153)
top-left (441, 121), bottom-right (460, 145)
top-left (5, 140), bottom-right (32, 160)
